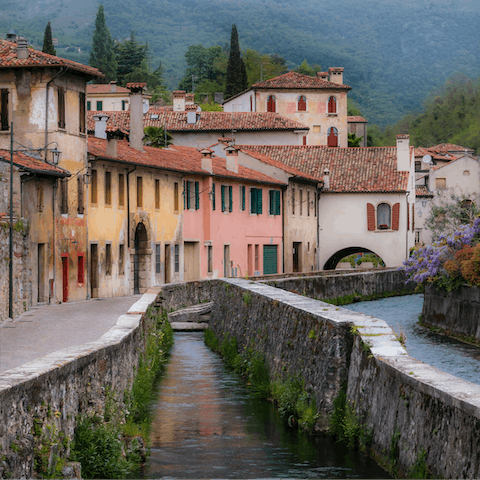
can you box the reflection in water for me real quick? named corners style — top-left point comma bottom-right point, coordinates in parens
top-left (346, 294), bottom-right (480, 385)
top-left (147, 333), bottom-right (388, 479)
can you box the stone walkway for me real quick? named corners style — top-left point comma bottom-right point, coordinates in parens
top-left (0, 295), bottom-right (141, 373)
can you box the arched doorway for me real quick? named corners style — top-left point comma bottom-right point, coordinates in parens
top-left (133, 222), bottom-right (148, 294)
top-left (327, 127), bottom-right (338, 147)
top-left (323, 246), bottom-right (382, 270)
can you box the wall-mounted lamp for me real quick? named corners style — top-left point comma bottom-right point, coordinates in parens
top-left (208, 189), bottom-right (214, 202)
top-left (50, 147), bottom-right (62, 165)
top-left (422, 200), bottom-right (427, 207)
top-left (83, 166), bottom-right (92, 185)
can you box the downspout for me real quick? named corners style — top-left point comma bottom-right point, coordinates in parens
top-left (282, 185), bottom-right (286, 274)
top-left (126, 166), bottom-right (136, 248)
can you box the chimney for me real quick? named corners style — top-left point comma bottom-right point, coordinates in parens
top-left (185, 93), bottom-right (194, 106)
top-left (225, 145), bottom-right (239, 173)
top-left (328, 67), bottom-right (344, 85)
top-left (396, 134), bottom-right (410, 172)
top-left (317, 72), bottom-right (329, 81)
top-left (93, 113), bottom-right (110, 139)
top-left (16, 37), bottom-right (29, 60)
top-left (323, 168), bottom-right (330, 190)
top-left (173, 90), bottom-right (186, 112)
top-left (127, 82), bottom-right (146, 152)
top-left (106, 130), bottom-right (123, 158)
top-left (6, 29), bottom-right (17, 42)
top-left (200, 148), bottom-right (213, 173)
top-left (110, 81), bottom-right (117, 93)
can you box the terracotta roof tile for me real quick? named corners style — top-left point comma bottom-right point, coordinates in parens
top-left (429, 143), bottom-right (474, 153)
top-left (0, 40), bottom-right (103, 78)
top-left (87, 84), bottom-right (130, 94)
top-left (87, 110), bottom-right (308, 133)
top-left (416, 185), bottom-right (433, 197)
top-left (252, 71), bottom-right (351, 90)
top-left (87, 138), bottom-right (285, 185)
top-left (347, 116), bottom-right (367, 123)
top-left (0, 150), bottom-right (70, 177)
top-left (414, 146), bottom-right (455, 162)
top-left (237, 145), bottom-right (410, 193)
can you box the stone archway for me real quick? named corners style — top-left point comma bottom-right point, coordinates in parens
top-left (323, 246), bottom-right (381, 270)
top-left (133, 222), bottom-right (149, 294)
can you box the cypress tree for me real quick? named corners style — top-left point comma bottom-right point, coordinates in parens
top-left (225, 24), bottom-right (248, 99)
top-left (42, 22), bottom-right (56, 56)
top-left (89, 5), bottom-right (117, 83)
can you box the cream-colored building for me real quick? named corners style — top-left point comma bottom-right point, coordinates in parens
top-left (87, 81), bottom-right (152, 112)
top-left (223, 68), bottom-right (351, 147)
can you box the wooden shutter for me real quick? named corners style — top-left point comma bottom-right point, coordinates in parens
top-left (183, 181), bottom-right (186, 210)
top-left (407, 203), bottom-right (410, 231)
top-left (1, 89), bottom-right (9, 131)
top-left (267, 95), bottom-right (275, 112)
top-left (328, 96), bottom-right (336, 114)
top-left (367, 203), bottom-right (375, 231)
top-left (412, 205), bottom-right (415, 232)
top-left (195, 181), bottom-right (199, 210)
top-left (212, 183), bottom-right (215, 210)
top-left (155, 179), bottom-right (160, 209)
top-left (228, 186), bottom-right (233, 212)
top-left (79, 92), bottom-right (86, 133)
top-left (250, 188), bottom-right (256, 213)
top-left (61, 178), bottom-right (68, 214)
top-left (275, 191), bottom-right (281, 215)
top-left (256, 188), bottom-right (262, 214)
top-left (58, 87), bottom-right (65, 129)
top-left (186, 180), bottom-right (191, 209)
top-left (77, 177), bottom-right (84, 214)
top-left (392, 203), bottom-right (400, 231)
top-left (298, 95), bottom-right (306, 111)
top-left (221, 185), bottom-right (226, 212)
top-left (241, 186), bottom-right (245, 211)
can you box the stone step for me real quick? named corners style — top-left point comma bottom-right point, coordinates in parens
top-left (171, 322), bottom-right (209, 331)
top-left (167, 302), bottom-right (213, 323)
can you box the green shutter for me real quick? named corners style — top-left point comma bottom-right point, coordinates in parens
top-left (256, 188), bottom-right (263, 214)
top-left (186, 181), bottom-right (191, 209)
top-left (221, 185), bottom-right (226, 212)
top-left (183, 181), bottom-right (186, 210)
top-left (229, 186), bottom-right (233, 212)
top-left (250, 188), bottom-right (256, 213)
top-left (212, 183), bottom-right (215, 210)
top-left (195, 181), bottom-right (199, 210)
top-left (263, 245), bottom-right (278, 274)
top-left (275, 191), bottom-right (281, 215)
top-left (241, 186), bottom-right (245, 211)
top-left (269, 190), bottom-right (274, 215)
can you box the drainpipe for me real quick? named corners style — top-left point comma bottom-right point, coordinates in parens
top-left (282, 185), bottom-right (286, 274)
top-left (126, 166), bottom-right (136, 248)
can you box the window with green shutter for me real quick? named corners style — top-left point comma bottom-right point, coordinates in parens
top-left (256, 188), bottom-right (262, 214)
top-left (250, 188), bottom-right (263, 214)
top-left (269, 190), bottom-right (281, 215)
top-left (195, 181), bottom-right (199, 210)
top-left (212, 183), bottom-right (216, 210)
top-left (229, 186), bottom-right (233, 212)
top-left (183, 181), bottom-right (186, 210)
top-left (275, 190), bottom-right (281, 215)
top-left (241, 186), bottom-right (245, 211)
top-left (186, 181), bottom-right (191, 209)
top-left (221, 185), bottom-right (226, 212)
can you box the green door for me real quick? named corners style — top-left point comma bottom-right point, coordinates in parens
top-left (263, 245), bottom-right (278, 275)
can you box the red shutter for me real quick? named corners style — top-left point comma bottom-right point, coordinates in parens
top-left (392, 203), bottom-right (400, 230)
top-left (367, 203), bottom-right (375, 231)
top-left (407, 204), bottom-right (410, 231)
top-left (298, 96), bottom-right (306, 111)
top-left (267, 95), bottom-right (276, 112)
top-left (412, 205), bottom-right (415, 232)
top-left (303, 136), bottom-right (307, 145)
top-left (328, 96), bottom-right (336, 114)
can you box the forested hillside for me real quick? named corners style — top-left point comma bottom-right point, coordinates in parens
top-left (1, 0), bottom-right (479, 126)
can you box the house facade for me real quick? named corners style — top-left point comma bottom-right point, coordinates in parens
top-left (223, 69), bottom-right (351, 147)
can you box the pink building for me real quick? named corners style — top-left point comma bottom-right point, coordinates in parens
top-left (183, 149), bottom-right (285, 280)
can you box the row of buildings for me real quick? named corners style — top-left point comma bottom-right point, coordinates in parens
top-left (3, 36), bottom-right (466, 320)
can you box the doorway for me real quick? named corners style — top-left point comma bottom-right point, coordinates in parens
top-left (223, 245), bottom-right (230, 277)
top-left (184, 242), bottom-right (200, 281)
top-left (61, 255), bottom-right (69, 303)
top-left (293, 242), bottom-right (302, 272)
top-left (90, 244), bottom-right (98, 298)
top-left (165, 244), bottom-right (171, 284)
top-left (134, 222), bottom-right (148, 294)
top-left (38, 244), bottom-right (45, 303)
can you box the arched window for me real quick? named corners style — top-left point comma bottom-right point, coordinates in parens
top-left (377, 203), bottom-right (391, 230)
top-left (328, 96), bottom-right (337, 114)
top-left (327, 127), bottom-right (338, 147)
top-left (298, 95), bottom-right (306, 112)
top-left (267, 95), bottom-right (276, 112)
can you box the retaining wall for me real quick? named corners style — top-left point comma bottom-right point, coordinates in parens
top-left (422, 284), bottom-right (480, 341)
top-left (0, 291), bottom-right (158, 478)
top-left (161, 274), bottom-right (480, 478)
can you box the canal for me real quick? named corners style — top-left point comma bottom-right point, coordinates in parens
top-left (147, 332), bottom-right (387, 478)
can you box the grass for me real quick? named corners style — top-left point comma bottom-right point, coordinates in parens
top-left (418, 318), bottom-right (480, 347)
top-left (322, 288), bottom-right (418, 306)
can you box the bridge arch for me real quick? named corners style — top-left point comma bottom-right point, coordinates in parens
top-left (323, 246), bottom-right (383, 270)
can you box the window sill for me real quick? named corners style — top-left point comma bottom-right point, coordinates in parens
top-left (326, 113), bottom-right (338, 116)
top-left (375, 228), bottom-right (393, 232)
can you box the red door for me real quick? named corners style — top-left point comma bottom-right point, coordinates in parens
top-left (267, 95), bottom-right (276, 112)
top-left (62, 256), bottom-right (69, 303)
top-left (327, 127), bottom-right (338, 147)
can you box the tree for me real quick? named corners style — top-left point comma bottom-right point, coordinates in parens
top-left (115, 32), bottom-right (148, 85)
top-left (143, 126), bottom-right (172, 148)
top-left (348, 133), bottom-right (364, 147)
top-left (89, 5), bottom-right (117, 83)
top-left (225, 25), bottom-right (248, 99)
top-left (243, 49), bottom-right (288, 85)
top-left (293, 59), bottom-right (322, 77)
top-left (42, 22), bottom-right (56, 56)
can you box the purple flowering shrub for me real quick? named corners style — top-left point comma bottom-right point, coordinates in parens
top-left (401, 217), bottom-right (480, 291)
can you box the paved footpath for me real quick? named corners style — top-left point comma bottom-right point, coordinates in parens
top-left (0, 295), bottom-right (141, 373)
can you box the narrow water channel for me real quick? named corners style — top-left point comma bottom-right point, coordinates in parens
top-left (345, 294), bottom-right (480, 386)
top-left (147, 332), bottom-right (388, 479)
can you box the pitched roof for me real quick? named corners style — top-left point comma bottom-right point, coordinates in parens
top-left (252, 71), bottom-right (351, 90)
top-left (87, 110), bottom-right (309, 133)
top-left (416, 185), bottom-right (433, 198)
top-left (0, 40), bottom-right (103, 78)
top-left (347, 116), bottom-right (367, 123)
top-left (429, 143), bottom-right (474, 154)
top-left (237, 145), bottom-right (410, 193)
top-left (87, 139), bottom-right (285, 185)
top-left (0, 150), bottom-right (70, 177)
top-left (414, 146), bottom-right (455, 162)
top-left (87, 84), bottom-right (130, 94)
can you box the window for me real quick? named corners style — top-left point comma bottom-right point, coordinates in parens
top-left (195, 181), bottom-right (200, 210)
top-left (377, 203), bottom-right (391, 229)
top-left (156, 244), bottom-right (161, 273)
top-left (0, 89), bottom-right (8, 131)
top-left (436, 178), bottom-right (447, 190)
top-left (269, 190), bottom-right (281, 215)
top-left (37, 184), bottom-right (44, 212)
top-left (155, 179), bottom-right (160, 210)
top-left (267, 95), bottom-right (276, 112)
top-left (119, 244), bottom-right (125, 275)
top-left (105, 244), bottom-right (112, 275)
top-left (207, 245), bottom-right (213, 273)
top-left (79, 92), bottom-right (86, 133)
top-left (96, 100), bottom-right (103, 111)
top-left (137, 176), bottom-right (143, 208)
top-left (327, 96), bottom-right (337, 114)
top-left (77, 176), bottom-right (84, 214)
top-left (122, 100), bottom-right (127, 111)
top-left (212, 183), bottom-right (216, 210)
top-left (60, 178), bottom-right (68, 214)
top-left (314, 192), bottom-right (317, 217)
top-left (415, 231), bottom-right (421, 244)
top-left (300, 189), bottom-right (303, 216)
top-left (58, 87), bottom-right (66, 129)
top-left (185, 180), bottom-right (198, 210)
top-left (174, 244), bottom-right (179, 272)
top-left (307, 191), bottom-right (310, 216)
top-left (77, 254), bottom-right (85, 285)
top-left (174, 182), bottom-right (179, 212)
top-left (87, 101), bottom-right (91, 111)
top-left (221, 185), bottom-right (226, 212)
top-left (240, 186), bottom-right (245, 211)
top-left (313, 125), bottom-right (321, 134)
top-left (292, 187), bottom-right (295, 215)
top-left (250, 188), bottom-right (263, 214)
top-left (221, 185), bottom-right (232, 212)
top-left (228, 185), bottom-right (233, 212)
top-left (105, 171), bottom-right (111, 205)
top-left (91, 169), bottom-right (98, 204)
top-left (298, 95), bottom-right (306, 111)
top-left (327, 127), bottom-right (338, 147)
top-left (118, 174), bottom-right (125, 206)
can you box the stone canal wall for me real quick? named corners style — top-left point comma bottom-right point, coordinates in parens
top-left (0, 292), bottom-right (158, 478)
top-left (422, 284), bottom-right (480, 341)
top-left (161, 274), bottom-right (480, 479)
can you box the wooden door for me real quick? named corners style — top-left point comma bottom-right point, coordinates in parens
top-left (223, 245), bottom-right (230, 278)
top-left (90, 244), bottom-right (98, 298)
top-left (164, 244), bottom-right (171, 284)
top-left (37, 244), bottom-right (45, 303)
top-left (184, 242), bottom-right (200, 281)
top-left (263, 245), bottom-right (278, 275)
top-left (293, 242), bottom-right (301, 272)
top-left (62, 256), bottom-right (69, 303)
